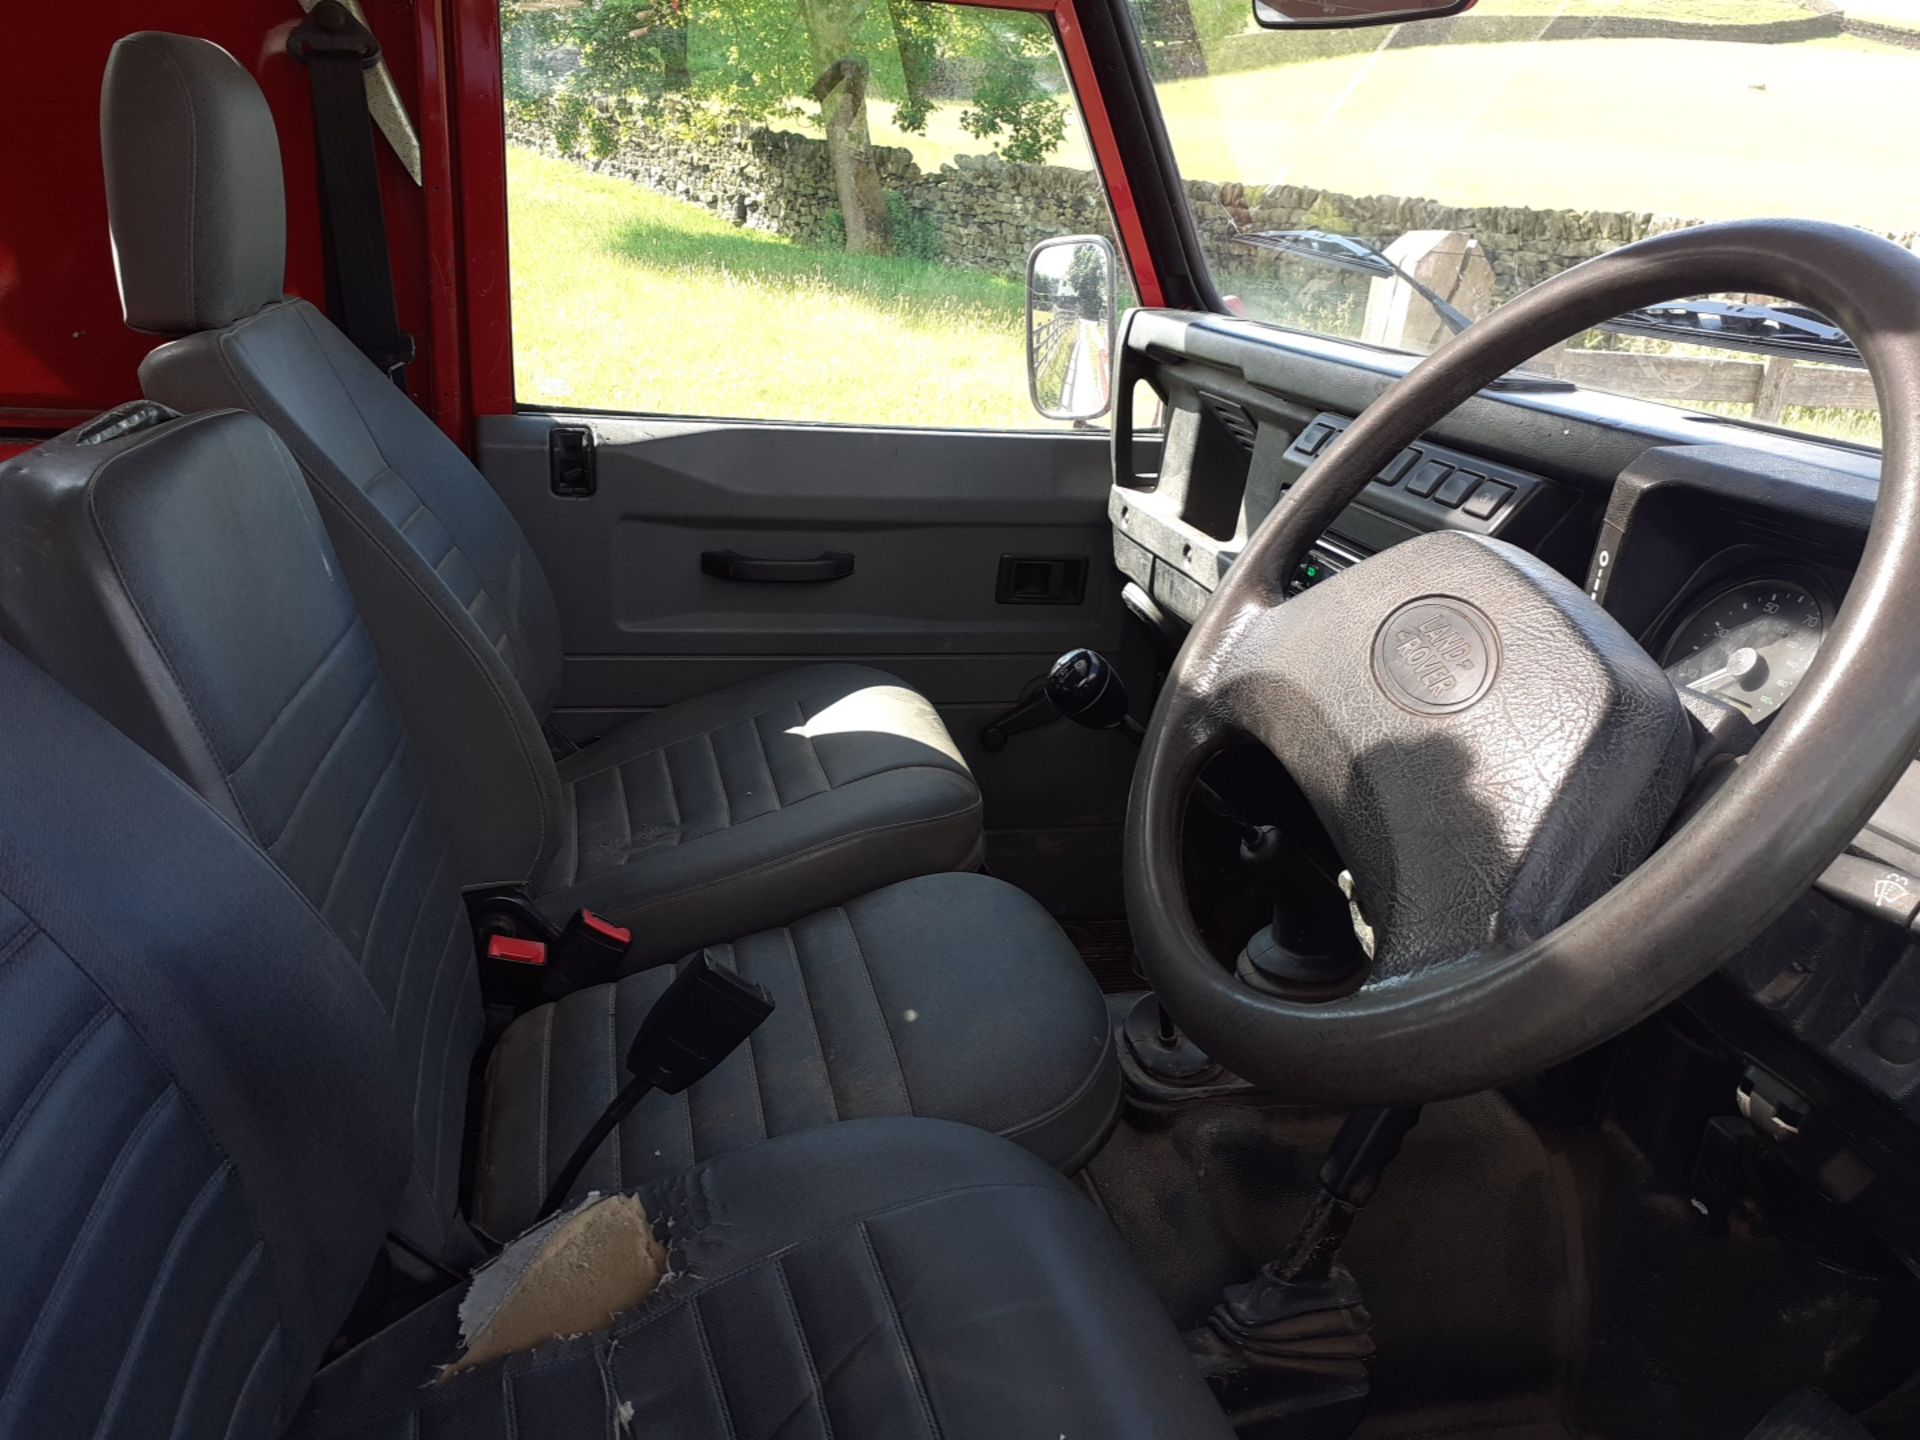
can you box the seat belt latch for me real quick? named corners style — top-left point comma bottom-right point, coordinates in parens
top-left (543, 910), bottom-right (634, 997)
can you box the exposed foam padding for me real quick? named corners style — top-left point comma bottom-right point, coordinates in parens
top-left (445, 1193), bottom-right (666, 1377)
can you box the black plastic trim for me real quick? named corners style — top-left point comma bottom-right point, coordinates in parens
top-left (1075, 0), bottom-right (1218, 312)
top-left (699, 549), bottom-right (855, 583)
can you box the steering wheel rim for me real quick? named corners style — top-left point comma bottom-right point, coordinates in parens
top-left (1126, 219), bottom-right (1920, 1106)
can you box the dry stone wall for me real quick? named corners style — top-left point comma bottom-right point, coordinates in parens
top-left (508, 114), bottom-right (1914, 302)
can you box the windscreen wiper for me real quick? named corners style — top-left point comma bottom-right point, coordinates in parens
top-left (1234, 229), bottom-right (1477, 335)
top-left (1231, 229), bottom-right (1574, 392)
top-left (1597, 300), bottom-right (1862, 367)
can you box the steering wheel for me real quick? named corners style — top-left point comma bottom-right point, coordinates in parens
top-left (1127, 220), bottom-right (1920, 1105)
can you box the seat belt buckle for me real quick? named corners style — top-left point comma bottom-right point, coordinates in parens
top-left (542, 909), bottom-right (633, 998)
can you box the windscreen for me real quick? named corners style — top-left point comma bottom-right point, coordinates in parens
top-left (1127, 0), bottom-right (1920, 446)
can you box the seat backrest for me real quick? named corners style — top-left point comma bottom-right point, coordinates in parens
top-left (0, 405), bottom-right (484, 1260)
top-left (103, 31), bottom-right (567, 893)
top-left (0, 642), bottom-right (410, 1440)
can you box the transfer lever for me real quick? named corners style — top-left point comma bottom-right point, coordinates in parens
top-left (981, 647), bottom-right (1139, 751)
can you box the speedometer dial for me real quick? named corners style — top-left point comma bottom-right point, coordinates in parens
top-left (1661, 578), bottom-right (1826, 721)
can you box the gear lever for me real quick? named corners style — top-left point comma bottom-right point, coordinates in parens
top-left (1188, 1106), bottom-right (1422, 1436)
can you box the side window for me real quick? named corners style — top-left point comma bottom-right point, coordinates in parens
top-left (500, 1), bottom-right (1132, 428)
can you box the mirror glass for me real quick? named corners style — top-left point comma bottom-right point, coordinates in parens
top-left (1027, 235), bottom-right (1117, 422)
top-left (1252, 0), bottom-right (1472, 29)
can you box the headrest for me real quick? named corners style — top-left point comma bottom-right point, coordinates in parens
top-left (101, 32), bottom-right (287, 335)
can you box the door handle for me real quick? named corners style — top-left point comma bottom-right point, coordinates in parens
top-left (700, 549), bottom-right (855, 583)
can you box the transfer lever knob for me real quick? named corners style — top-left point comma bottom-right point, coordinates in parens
top-left (1047, 648), bottom-right (1130, 730)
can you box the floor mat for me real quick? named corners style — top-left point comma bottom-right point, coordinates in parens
top-left (1081, 1090), bottom-right (1576, 1432)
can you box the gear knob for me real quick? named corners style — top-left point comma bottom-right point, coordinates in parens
top-left (1046, 648), bottom-right (1130, 729)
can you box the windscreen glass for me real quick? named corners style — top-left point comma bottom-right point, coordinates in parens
top-left (1128, 1), bottom-right (1920, 446)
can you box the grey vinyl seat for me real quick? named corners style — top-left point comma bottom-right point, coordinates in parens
top-left (0, 641), bottom-right (1236, 1440)
top-left (100, 31), bottom-right (984, 969)
top-left (0, 406), bottom-right (1119, 1246)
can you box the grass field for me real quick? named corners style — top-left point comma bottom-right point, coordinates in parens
top-left (1149, 36), bottom-right (1920, 229)
top-left (507, 147), bottom-right (1041, 426)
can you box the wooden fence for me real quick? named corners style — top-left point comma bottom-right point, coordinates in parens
top-left (1528, 349), bottom-right (1876, 424)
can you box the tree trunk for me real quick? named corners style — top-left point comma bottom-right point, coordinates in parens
top-left (660, 4), bottom-right (691, 93)
top-left (802, 0), bottom-right (893, 255)
top-left (1138, 0), bottom-right (1208, 80)
top-left (886, 0), bottom-right (936, 130)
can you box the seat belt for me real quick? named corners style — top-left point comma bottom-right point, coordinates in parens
top-left (289, 0), bottom-right (416, 385)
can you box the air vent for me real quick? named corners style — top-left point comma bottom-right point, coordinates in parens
top-left (1198, 392), bottom-right (1258, 453)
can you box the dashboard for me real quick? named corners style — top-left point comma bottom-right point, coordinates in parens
top-left (1109, 305), bottom-right (1920, 1160)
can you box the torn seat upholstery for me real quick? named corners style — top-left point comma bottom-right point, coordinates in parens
top-left (0, 643), bottom-right (1236, 1439)
top-left (102, 30), bottom-right (985, 966)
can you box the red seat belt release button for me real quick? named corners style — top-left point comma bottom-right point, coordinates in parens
top-left (487, 934), bottom-right (549, 967)
top-left (542, 909), bottom-right (635, 998)
top-left (580, 910), bottom-right (631, 946)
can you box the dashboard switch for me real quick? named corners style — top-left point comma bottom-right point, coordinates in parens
top-left (1296, 423), bottom-right (1336, 456)
top-left (1435, 469), bottom-right (1483, 508)
top-left (1815, 854), bottom-right (1920, 930)
top-left (1463, 480), bottom-right (1516, 520)
top-left (1405, 459), bottom-right (1452, 498)
top-left (1376, 449), bottom-right (1421, 487)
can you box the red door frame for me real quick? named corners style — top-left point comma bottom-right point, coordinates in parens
top-left (440, 0), bottom-right (1167, 425)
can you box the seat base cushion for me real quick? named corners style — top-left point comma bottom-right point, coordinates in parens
top-left (536, 665), bottom-right (985, 967)
top-left (296, 1120), bottom-right (1235, 1440)
top-left (474, 872), bottom-right (1118, 1239)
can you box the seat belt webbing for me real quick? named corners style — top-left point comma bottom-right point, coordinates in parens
top-left (289, 0), bottom-right (416, 386)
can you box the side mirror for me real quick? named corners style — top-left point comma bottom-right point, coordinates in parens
top-left (1027, 235), bottom-right (1117, 423)
top-left (1253, 0), bottom-right (1473, 30)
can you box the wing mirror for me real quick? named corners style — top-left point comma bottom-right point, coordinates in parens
top-left (1027, 235), bottom-right (1117, 423)
top-left (1254, 0), bottom-right (1474, 29)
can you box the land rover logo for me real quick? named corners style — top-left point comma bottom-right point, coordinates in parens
top-left (1372, 599), bottom-right (1500, 715)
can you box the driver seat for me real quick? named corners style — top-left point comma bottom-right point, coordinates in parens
top-left (0, 641), bottom-right (1234, 1439)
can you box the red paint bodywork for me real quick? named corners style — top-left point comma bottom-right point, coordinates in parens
top-left (2, 1), bottom-right (440, 432)
top-left (3, 0), bottom-right (1167, 444)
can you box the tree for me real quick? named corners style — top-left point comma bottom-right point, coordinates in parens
top-left (803, 2), bottom-right (893, 254)
top-left (503, 0), bottom-right (1073, 252)
top-left (1066, 242), bottom-right (1109, 317)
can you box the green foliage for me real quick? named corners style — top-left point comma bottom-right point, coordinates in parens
top-left (887, 0), bottom-right (943, 134)
top-left (1299, 195), bottom-right (1354, 235)
top-left (1065, 243), bottom-right (1109, 312)
top-left (957, 57), bottom-right (1067, 165)
top-left (885, 192), bottom-right (940, 262)
top-left (503, 0), bottom-right (1069, 167)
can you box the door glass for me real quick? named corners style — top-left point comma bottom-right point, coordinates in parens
top-left (500, 0), bottom-right (1132, 427)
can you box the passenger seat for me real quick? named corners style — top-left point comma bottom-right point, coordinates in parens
top-left (0, 639), bottom-right (1234, 1440)
top-left (0, 406), bottom-right (1118, 1242)
top-left (101, 31), bottom-right (983, 967)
